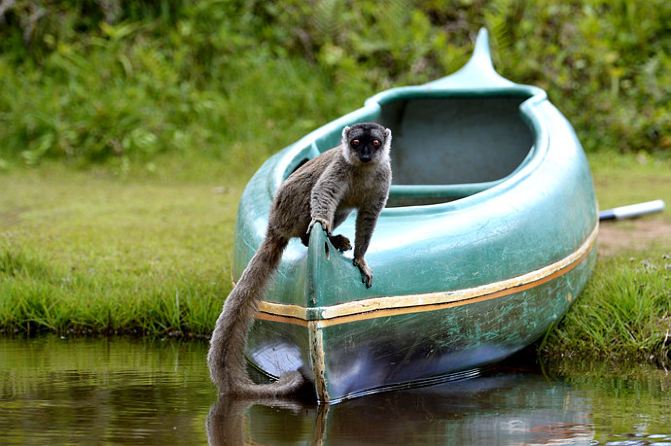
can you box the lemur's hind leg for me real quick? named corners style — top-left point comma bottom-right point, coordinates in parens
top-left (328, 234), bottom-right (351, 252)
top-left (328, 209), bottom-right (353, 251)
top-left (300, 233), bottom-right (310, 247)
top-left (301, 231), bottom-right (351, 252)
top-left (300, 208), bottom-right (353, 249)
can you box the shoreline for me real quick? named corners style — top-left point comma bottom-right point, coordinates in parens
top-left (1, 155), bottom-right (670, 365)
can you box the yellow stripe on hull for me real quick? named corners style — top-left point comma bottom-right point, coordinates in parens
top-left (256, 223), bottom-right (598, 328)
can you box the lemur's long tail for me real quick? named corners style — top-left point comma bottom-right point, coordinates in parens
top-left (207, 231), bottom-right (306, 397)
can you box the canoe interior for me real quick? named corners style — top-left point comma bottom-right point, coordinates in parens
top-left (381, 95), bottom-right (534, 185)
top-left (287, 94), bottom-right (536, 207)
top-left (382, 94), bottom-right (534, 206)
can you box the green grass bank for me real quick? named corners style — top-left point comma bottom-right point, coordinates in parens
top-left (541, 251), bottom-right (671, 365)
top-left (1, 154), bottom-right (670, 364)
top-left (0, 160), bottom-right (243, 337)
top-left (540, 154), bottom-right (671, 365)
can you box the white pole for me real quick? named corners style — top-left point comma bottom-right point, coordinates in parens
top-left (599, 200), bottom-right (665, 221)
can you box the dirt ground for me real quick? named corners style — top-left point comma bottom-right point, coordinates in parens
top-left (597, 216), bottom-right (671, 256)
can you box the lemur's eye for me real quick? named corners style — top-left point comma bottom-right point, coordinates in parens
top-left (372, 139), bottom-right (381, 147)
top-left (351, 139), bottom-right (360, 146)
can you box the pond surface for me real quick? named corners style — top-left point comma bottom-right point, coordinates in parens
top-left (1, 336), bottom-right (670, 445)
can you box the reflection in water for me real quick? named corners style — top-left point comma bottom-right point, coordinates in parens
top-left (207, 397), bottom-right (313, 446)
top-left (315, 374), bottom-right (593, 445)
top-left (0, 336), bottom-right (214, 445)
top-left (1, 337), bottom-right (671, 445)
top-left (207, 373), bottom-right (595, 445)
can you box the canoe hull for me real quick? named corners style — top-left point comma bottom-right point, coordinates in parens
top-left (232, 29), bottom-right (598, 402)
top-left (248, 231), bottom-right (596, 402)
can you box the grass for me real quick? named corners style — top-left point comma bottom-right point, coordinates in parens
top-left (589, 151), bottom-right (671, 211)
top-left (539, 153), bottom-right (671, 364)
top-left (541, 252), bottom-right (671, 364)
top-left (0, 159), bottom-right (248, 337)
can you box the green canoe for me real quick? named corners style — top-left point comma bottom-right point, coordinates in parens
top-left (234, 29), bottom-right (598, 403)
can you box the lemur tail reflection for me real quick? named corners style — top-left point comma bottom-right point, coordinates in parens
top-left (208, 123), bottom-right (392, 396)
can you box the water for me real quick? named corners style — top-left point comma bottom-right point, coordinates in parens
top-left (1, 337), bottom-right (670, 445)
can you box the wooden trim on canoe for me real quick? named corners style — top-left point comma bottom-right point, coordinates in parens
top-left (257, 302), bottom-right (308, 321)
top-left (255, 311), bottom-right (309, 327)
top-left (256, 223), bottom-right (598, 327)
top-left (309, 322), bottom-right (329, 401)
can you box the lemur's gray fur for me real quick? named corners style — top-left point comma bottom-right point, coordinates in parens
top-left (208, 122), bottom-right (392, 396)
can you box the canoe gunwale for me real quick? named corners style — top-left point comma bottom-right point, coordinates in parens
top-left (256, 222), bottom-right (598, 327)
top-left (267, 86), bottom-right (551, 222)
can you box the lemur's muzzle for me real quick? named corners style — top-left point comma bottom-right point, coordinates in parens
top-left (359, 148), bottom-right (372, 162)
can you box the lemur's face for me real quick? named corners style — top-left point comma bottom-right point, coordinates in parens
top-left (343, 123), bottom-right (391, 165)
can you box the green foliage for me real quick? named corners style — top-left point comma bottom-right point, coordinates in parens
top-left (0, 0), bottom-right (669, 167)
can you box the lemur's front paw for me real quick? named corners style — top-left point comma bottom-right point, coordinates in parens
top-left (307, 217), bottom-right (331, 236)
top-left (353, 257), bottom-right (373, 288)
top-left (329, 234), bottom-right (352, 252)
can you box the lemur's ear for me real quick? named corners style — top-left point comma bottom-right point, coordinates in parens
top-left (341, 126), bottom-right (351, 140)
top-left (384, 128), bottom-right (392, 145)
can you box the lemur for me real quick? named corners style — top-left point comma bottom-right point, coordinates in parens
top-left (208, 122), bottom-right (392, 397)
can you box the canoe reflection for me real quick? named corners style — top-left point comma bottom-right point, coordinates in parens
top-left (207, 371), bottom-right (594, 445)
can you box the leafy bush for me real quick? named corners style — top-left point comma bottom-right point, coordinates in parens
top-left (0, 0), bottom-right (669, 166)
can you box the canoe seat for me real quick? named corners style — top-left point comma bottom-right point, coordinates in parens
top-left (387, 181), bottom-right (502, 207)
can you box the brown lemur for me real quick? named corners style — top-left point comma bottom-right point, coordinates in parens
top-left (208, 122), bottom-right (392, 397)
